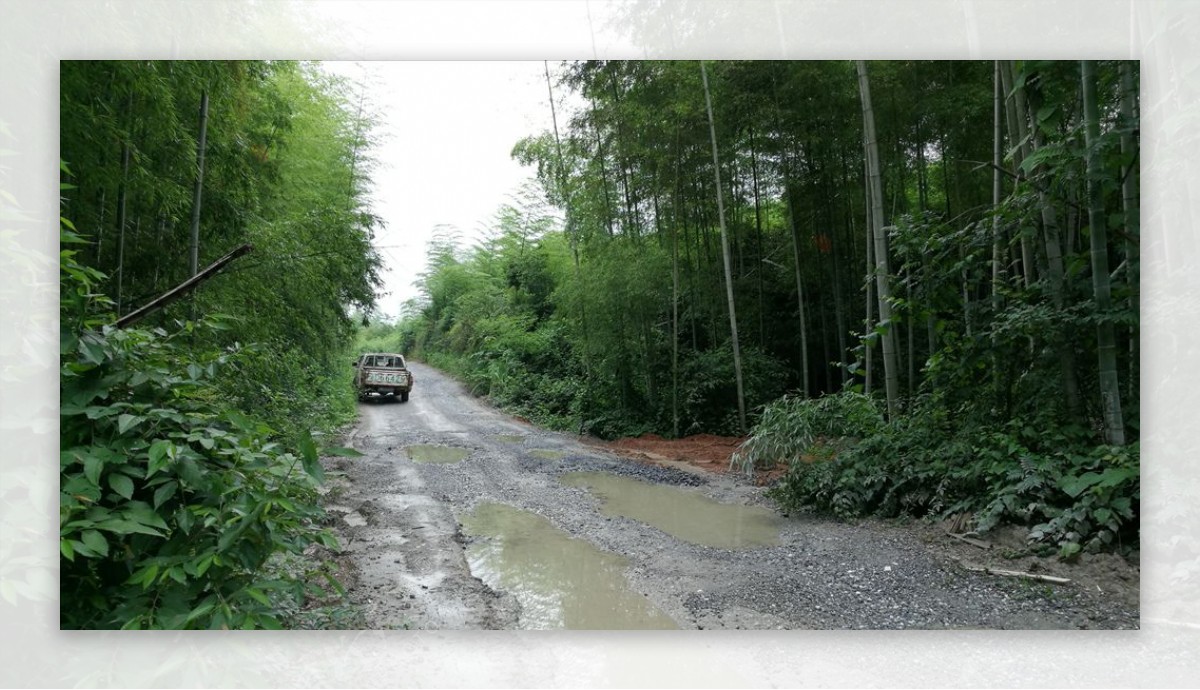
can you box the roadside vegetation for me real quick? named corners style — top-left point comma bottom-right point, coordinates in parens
top-left (59, 59), bottom-right (1139, 628)
top-left (371, 60), bottom-right (1139, 558)
top-left (59, 60), bottom-right (377, 628)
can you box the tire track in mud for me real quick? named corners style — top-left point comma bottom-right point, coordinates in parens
top-left (321, 361), bottom-right (1139, 630)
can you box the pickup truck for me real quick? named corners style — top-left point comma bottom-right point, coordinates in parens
top-left (353, 352), bottom-right (414, 402)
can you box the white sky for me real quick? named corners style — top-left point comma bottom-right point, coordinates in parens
top-left (322, 61), bottom-right (572, 321)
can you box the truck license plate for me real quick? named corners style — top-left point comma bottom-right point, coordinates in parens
top-left (367, 372), bottom-right (405, 385)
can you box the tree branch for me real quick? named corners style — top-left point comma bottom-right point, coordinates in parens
top-left (116, 244), bottom-right (253, 328)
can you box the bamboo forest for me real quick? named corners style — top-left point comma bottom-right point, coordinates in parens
top-left (60, 59), bottom-right (1139, 630)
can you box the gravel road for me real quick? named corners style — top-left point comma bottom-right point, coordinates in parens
top-left (320, 361), bottom-right (1139, 630)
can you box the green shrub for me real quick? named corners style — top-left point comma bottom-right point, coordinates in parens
top-left (732, 391), bottom-right (884, 474)
top-left (60, 221), bottom-right (348, 629)
top-left (765, 398), bottom-right (1139, 555)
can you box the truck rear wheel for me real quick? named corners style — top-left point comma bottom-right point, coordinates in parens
top-left (400, 391), bottom-right (409, 402)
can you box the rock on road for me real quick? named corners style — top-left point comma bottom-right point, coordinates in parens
top-left (320, 361), bottom-right (1139, 630)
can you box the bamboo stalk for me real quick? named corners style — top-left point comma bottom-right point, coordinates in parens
top-left (117, 244), bottom-right (252, 328)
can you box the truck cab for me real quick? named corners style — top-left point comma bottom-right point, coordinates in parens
top-left (353, 352), bottom-right (414, 402)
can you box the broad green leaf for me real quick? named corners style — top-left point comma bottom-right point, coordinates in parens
top-left (243, 588), bottom-right (270, 606)
top-left (1018, 147), bottom-right (1055, 175)
top-left (72, 539), bottom-right (101, 558)
top-left (259, 615), bottom-right (283, 630)
top-left (1096, 467), bottom-right (1136, 488)
top-left (84, 454), bottom-right (104, 486)
top-left (186, 600), bottom-right (216, 624)
top-left (217, 520), bottom-right (249, 552)
top-left (80, 529), bottom-right (109, 557)
top-left (152, 481), bottom-right (177, 508)
top-left (298, 431), bottom-right (323, 483)
top-left (117, 414), bottom-right (145, 435)
top-left (195, 554), bottom-right (214, 576)
top-left (1058, 542), bottom-right (1081, 561)
top-left (123, 502), bottom-right (169, 530)
top-left (1111, 497), bottom-right (1133, 518)
top-left (135, 564), bottom-right (160, 589)
top-left (78, 335), bottom-right (107, 365)
top-left (225, 409), bottom-right (255, 433)
top-left (84, 506), bottom-right (114, 522)
top-left (147, 440), bottom-right (172, 477)
top-left (60, 539), bottom-right (75, 562)
top-left (176, 507), bottom-right (194, 533)
top-left (1059, 472), bottom-right (1103, 498)
top-left (178, 458), bottom-right (204, 488)
top-left (98, 518), bottom-right (163, 537)
top-left (108, 473), bottom-right (134, 500)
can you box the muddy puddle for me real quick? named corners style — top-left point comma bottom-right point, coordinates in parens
top-left (406, 445), bottom-right (470, 464)
top-left (495, 434), bottom-right (525, 444)
top-left (529, 449), bottom-right (565, 461)
top-left (560, 471), bottom-right (782, 549)
top-left (461, 502), bottom-right (677, 629)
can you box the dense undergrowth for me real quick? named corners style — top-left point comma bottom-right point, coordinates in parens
top-left (60, 221), bottom-right (360, 629)
top-left (58, 60), bottom-right (386, 628)
top-left (736, 391), bottom-right (1139, 558)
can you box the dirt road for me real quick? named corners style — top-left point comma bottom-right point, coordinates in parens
top-left (320, 361), bottom-right (1139, 630)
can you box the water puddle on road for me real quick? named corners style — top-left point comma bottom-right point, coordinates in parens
top-left (461, 502), bottom-right (677, 629)
top-left (495, 434), bottom-right (525, 444)
top-left (529, 449), bottom-right (565, 461)
top-left (406, 445), bottom-right (470, 464)
top-left (560, 472), bottom-right (782, 549)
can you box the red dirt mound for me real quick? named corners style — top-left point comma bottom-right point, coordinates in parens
top-left (590, 433), bottom-right (785, 485)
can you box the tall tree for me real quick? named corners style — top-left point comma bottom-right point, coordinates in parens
top-left (188, 90), bottom-right (209, 278)
top-left (991, 61), bottom-right (1004, 307)
top-left (1081, 60), bottom-right (1126, 446)
top-left (701, 60), bottom-right (747, 433)
top-left (856, 60), bottom-right (900, 418)
top-left (1013, 61), bottom-right (1081, 419)
top-left (998, 61), bottom-right (1036, 288)
top-left (786, 186), bottom-right (811, 399)
top-left (1118, 61), bottom-right (1139, 400)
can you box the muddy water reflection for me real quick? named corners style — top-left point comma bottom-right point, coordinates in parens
top-left (560, 472), bottom-right (782, 548)
top-left (461, 502), bottom-right (677, 629)
top-left (406, 445), bottom-right (470, 463)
